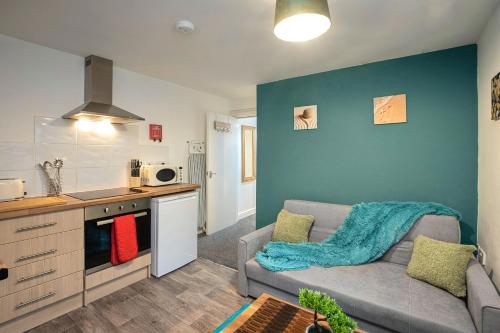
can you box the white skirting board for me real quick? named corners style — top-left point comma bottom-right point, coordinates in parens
top-left (238, 208), bottom-right (256, 220)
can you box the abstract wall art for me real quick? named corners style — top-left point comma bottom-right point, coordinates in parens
top-left (373, 94), bottom-right (407, 125)
top-left (294, 105), bottom-right (318, 130)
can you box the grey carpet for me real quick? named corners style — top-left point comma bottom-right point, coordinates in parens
top-left (197, 214), bottom-right (256, 269)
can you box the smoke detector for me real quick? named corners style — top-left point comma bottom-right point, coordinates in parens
top-left (175, 20), bottom-right (195, 34)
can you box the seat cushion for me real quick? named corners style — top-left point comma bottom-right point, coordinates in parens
top-left (246, 259), bottom-right (476, 333)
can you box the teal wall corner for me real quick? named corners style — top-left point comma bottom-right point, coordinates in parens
top-left (256, 45), bottom-right (478, 244)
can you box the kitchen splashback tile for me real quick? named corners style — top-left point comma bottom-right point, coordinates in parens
top-left (76, 167), bottom-right (110, 192)
top-left (0, 143), bottom-right (34, 171)
top-left (77, 125), bottom-right (116, 145)
top-left (109, 145), bottom-right (139, 167)
top-left (77, 145), bottom-right (111, 168)
top-left (36, 167), bottom-right (77, 195)
top-left (76, 122), bottom-right (139, 145)
top-left (35, 117), bottom-right (77, 144)
top-left (107, 167), bottom-right (128, 189)
top-left (35, 144), bottom-right (77, 169)
top-left (111, 124), bottom-right (140, 146)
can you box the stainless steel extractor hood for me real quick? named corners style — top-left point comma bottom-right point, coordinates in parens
top-left (63, 55), bottom-right (145, 124)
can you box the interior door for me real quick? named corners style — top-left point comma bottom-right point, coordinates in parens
top-left (206, 112), bottom-right (239, 235)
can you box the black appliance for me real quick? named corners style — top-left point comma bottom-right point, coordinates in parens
top-left (66, 187), bottom-right (144, 201)
top-left (84, 197), bottom-right (151, 274)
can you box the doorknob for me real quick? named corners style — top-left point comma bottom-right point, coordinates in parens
top-left (208, 171), bottom-right (216, 178)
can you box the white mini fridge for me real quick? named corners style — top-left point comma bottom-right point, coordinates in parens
top-left (151, 191), bottom-right (198, 277)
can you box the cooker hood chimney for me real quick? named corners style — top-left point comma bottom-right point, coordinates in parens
top-left (63, 55), bottom-right (145, 124)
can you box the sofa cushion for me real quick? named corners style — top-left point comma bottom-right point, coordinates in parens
top-left (380, 240), bottom-right (414, 266)
top-left (272, 209), bottom-right (314, 243)
top-left (407, 235), bottom-right (475, 297)
top-left (283, 200), bottom-right (461, 267)
top-left (284, 200), bottom-right (351, 242)
top-left (246, 259), bottom-right (476, 333)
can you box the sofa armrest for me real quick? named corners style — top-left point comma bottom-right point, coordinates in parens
top-left (238, 223), bottom-right (275, 296)
top-left (467, 261), bottom-right (500, 333)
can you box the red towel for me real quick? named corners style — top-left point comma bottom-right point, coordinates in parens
top-left (110, 214), bottom-right (138, 265)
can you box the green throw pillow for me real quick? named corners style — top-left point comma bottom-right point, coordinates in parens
top-left (407, 235), bottom-right (476, 297)
top-left (272, 209), bottom-right (314, 243)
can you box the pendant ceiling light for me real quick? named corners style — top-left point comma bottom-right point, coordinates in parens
top-left (274, 0), bottom-right (331, 42)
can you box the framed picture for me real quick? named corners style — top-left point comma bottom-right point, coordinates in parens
top-left (373, 94), bottom-right (407, 125)
top-left (241, 125), bottom-right (256, 183)
top-left (294, 105), bottom-right (317, 130)
top-left (492, 72), bottom-right (500, 120)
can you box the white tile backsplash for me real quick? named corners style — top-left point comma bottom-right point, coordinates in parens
top-left (110, 145), bottom-right (139, 167)
top-left (60, 168), bottom-right (77, 193)
top-left (36, 168), bottom-right (77, 195)
top-left (111, 124), bottom-right (140, 146)
top-left (76, 126), bottom-right (114, 145)
top-left (77, 145), bottom-right (111, 168)
top-left (35, 143), bottom-right (77, 169)
top-left (76, 167), bottom-right (109, 191)
top-left (107, 167), bottom-right (129, 189)
top-left (35, 117), bottom-right (76, 144)
top-left (0, 117), bottom-right (170, 196)
top-left (0, 143), bottom-right (34, 171)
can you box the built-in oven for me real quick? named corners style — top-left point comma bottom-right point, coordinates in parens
top-left (84, 198), bottom-right (151, 275)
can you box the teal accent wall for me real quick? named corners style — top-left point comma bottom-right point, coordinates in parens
top-left (256, 45), bottom-right (478, 243)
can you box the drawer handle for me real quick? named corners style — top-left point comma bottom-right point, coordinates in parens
top-left (16, 222), bottom-right (57, 232)
top-left (16, 249), bottom-right (57, 262)
top-left (17, 268), bottom-right (56, 283)
top-left (15, 291), bottom-right (56, 309)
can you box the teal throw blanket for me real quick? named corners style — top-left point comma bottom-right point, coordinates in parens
top-left (256, 202), bottom-right (461, 272)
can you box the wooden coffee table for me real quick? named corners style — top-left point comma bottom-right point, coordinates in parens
top-left (221, 293), bottom-right (367, 333)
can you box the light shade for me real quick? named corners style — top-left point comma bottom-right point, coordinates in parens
top-left (274, 0), bottom-right (331, 42)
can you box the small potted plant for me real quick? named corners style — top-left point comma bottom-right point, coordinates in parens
top-left (299, 289), bottom-right (358, 333)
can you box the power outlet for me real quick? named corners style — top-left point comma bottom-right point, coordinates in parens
top-left (477, 245), bottom-right (487, 266)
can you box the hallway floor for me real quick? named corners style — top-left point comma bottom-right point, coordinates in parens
top-left (197, 214), bottom-right (256, 269)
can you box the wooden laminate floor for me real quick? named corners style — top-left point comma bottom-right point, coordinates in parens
top-left (29, 259), bottom-right (252, 333)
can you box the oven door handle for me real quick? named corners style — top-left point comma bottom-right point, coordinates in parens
top-left (96, 212), bottom-right (149, 226)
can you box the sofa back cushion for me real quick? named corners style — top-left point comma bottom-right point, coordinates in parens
top-left (283, 200), bottom-right (461, 266)
top-left (284, 200), bottom-right (350, 242)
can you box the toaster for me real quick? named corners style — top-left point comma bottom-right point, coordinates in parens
top-left (0, 178), bottom-right (25, 202)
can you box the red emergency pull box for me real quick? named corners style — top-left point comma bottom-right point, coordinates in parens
top-left (149, 124), bottom-right (162, 142)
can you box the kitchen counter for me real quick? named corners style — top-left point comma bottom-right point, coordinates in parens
top-left (0, 183), bottom-right (199, 221)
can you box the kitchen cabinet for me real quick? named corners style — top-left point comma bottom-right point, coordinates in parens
top-left (0, 209), bottom-right (84, 333)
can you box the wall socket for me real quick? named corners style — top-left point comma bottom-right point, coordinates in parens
top-left (477, 245), bottom-right (487, 266)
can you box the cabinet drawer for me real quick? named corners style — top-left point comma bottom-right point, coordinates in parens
top-left (0, 271), bottom-right (83, 324)
top-left (0, 209), bottom-right (83, 245)
top-left (0, 250), bottom-right (83, 297)
top-left (0, 229), bottom-right (83, 268)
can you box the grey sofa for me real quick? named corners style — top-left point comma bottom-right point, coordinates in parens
top-left (238, 200), bottom-right (500, 333)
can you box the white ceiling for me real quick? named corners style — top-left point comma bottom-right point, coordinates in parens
top-left (0, 0), bottom-right (498, 103)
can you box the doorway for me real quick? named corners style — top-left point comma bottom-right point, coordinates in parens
top-left (198, 114), bottom-right (257, 268)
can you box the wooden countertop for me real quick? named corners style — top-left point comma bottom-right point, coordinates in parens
top-left (0, 183), bottom-right (199, 221)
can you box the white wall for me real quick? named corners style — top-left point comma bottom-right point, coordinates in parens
top-left (477, 3), bottom-right (500, 288)
top-left (237, 117), bottom-right (256, 219)
top-left (0, 34), bottom-right (230, 196)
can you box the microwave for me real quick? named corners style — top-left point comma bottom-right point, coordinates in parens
top-left (140, 164), bottom-right (183, 186)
